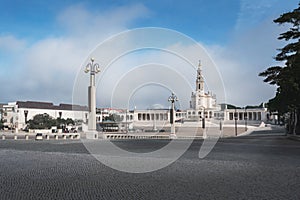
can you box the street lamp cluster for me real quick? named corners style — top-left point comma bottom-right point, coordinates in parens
top-left (85, 58), bottom-right (101, 139)
top-left (168, 93), bottom-right (178, 139)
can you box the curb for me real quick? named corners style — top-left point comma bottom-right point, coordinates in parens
top-left (287, 135), bottom-right (300, 141)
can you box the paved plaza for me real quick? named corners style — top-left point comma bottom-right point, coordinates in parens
top-left (0, 130), bottom-right (299, 199)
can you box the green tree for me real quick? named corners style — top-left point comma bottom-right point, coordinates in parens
top-left (0, 119), bottom-right (3, 130)
top-left (104, 114), bottom-right (122, 122)
top-left (55, 117), bottom-right (74, 129)
top-left (28, 113), bottom-right (56, 129)
top-left (259, 3), bottom-right (300, 134)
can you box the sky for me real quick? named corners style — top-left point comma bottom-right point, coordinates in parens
top-left (0, 0), bottom-right (299, 109)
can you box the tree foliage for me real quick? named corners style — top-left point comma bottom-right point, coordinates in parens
top-left (28, 113), bottom-right (56, 129)
top-left (28, 113), bottom-right (75, 129)
top-left (104, 114), bottom-right (122, 122)
top-left (0, 119), bottom-right (3, 130)
top-left (259, 3), bottom-right (300, 134)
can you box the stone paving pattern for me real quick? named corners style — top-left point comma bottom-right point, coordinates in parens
top-left (0, 131), bottom-right (299, 199)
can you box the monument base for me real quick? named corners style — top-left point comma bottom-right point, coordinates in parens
top-left (85, 131), bottom-right (99, 139)
top-left (169, 133), bottom-right (177, 139)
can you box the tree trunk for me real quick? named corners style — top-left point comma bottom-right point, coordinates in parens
top-left (293, 109), bottom-right (297, 135)
top-left (288, 112), bottom-right (293, 134)
top-left (296, 108), bottom-right (300, 135)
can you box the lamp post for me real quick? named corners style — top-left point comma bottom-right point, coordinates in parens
top-left (85, 58), bottom-right (101, 139)
top-left (234, 107), bottom-right (238, 136)
top-left (168, 93), bottom-right (178, 139)
top-left (202, 107), bottom-right (206, 129)
top-left (200, 106), bottom-right (207, 139)
top-left (24, 110), bottom-right (28, 124)
top-left (125, 109), bottom-right (128, 134)
top-left (244, 107), bottom-right (248, 131)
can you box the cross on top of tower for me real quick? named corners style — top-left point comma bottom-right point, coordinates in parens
top-left (198, 60), bottom-right (202, 70)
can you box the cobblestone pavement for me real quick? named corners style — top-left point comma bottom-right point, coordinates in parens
top-left (0, 134), bottom-right (300, 199)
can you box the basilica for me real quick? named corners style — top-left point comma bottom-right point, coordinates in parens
top-left (189, 61), bottom-right (219, 119)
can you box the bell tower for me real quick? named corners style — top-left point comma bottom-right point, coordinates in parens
top-left (196, 60), bottom-right (204, 95)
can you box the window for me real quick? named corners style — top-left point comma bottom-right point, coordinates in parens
top-left (258, 112), bottom-right (261, 120)
top-left (229, 113), bottom-right (233, 120)
top-left (239, 113), bottom-right (243, 120)
top-left (248, 112), bottom-right (252, 120)
top-left (164, 114), bottom-right (168, 120)
top-left (253, 112), bottom-right (257, 120)
top-left (160, 114), bottom-right (164, 120)
top-left (244, 112), bottom-right (247, 119)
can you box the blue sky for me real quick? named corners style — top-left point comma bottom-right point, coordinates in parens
top-left (0, 0), bottom-right (240, 43)
top-left (0, 0), bottom-right (299, 108)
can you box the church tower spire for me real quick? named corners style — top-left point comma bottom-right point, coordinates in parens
top-left (196, 60), bottom-right (204, 95)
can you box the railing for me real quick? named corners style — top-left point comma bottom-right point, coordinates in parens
top-left (0, 134), bottom-right (80, 140)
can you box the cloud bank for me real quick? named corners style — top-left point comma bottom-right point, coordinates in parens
top-left (0, 4), bottom-right (149, 104)
top-left (0, 1), bottom-right (294, 109)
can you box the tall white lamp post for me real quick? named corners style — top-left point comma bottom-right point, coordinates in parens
top-left (85, 58), bottom-right (100, 139)
top-left (168, 93), bottom-right (178, 139)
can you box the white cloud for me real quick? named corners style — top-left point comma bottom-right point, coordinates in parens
top-left (205, 19), bottom-right (283, 106)
top-left (0, 35), bottom-right (26, 53)
top-left (0, 3), bottom-right (149, 104)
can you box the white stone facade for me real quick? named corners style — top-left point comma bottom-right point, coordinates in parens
top-left (189, 62), bottom-right (219, 120)
top-left (2, 101), bottom-right (89, 130)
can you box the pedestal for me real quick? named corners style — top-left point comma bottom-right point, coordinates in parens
top-left (203, 128), bottom-right (207, 139)
top-left (86, 131), bottom-right (99, 139)
top-left (169, 133), bottom-right (177, 139)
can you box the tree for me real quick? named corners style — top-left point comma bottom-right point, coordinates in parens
top-left (259, 3), bottom-right (300, 134)
top-left (28, 114), bottom-right (75, 130)
top-left (55, 117), bottom-right (75, 129)
top-left (104, 114), bottom-right (122, 122)
top-left (28, 113), bottom-right (56, 129)
top-left (0, 119), bottom-right (3, 130)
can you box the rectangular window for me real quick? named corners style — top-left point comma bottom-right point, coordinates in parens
top-left (229, 113), bottom-right (233, 120)
top-left (160, 114), bottom-right (164, 121)
top-left (248, 112), bottom-right (252, 120)
top-left (244, 112), bottom-right (247, 119)
top-left (258, 112), bottom-right (261, 120)
top-left (239, 113), bottom-right (243, 120)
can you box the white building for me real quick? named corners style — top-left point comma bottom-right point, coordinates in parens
top-left (190, 62), bottom-right (217, 110)
top-left (188, 61), bottom-right (220, 121)
top-left (2, 101), bottom-right (89, 130)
